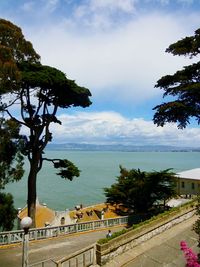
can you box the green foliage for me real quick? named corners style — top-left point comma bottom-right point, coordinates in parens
top-left (0, 117), bottom-right (24, 230)
top-left (0, 192), bottom-right (17, 231)
top-left (19, 62), bottom-right (92, 109)
top-left (153, 28), bottom-right (200, 128)
top-left (0, 19), bottom-right (40, 63)
top-left (104, 167), bottom-right (176, 213)
top-left (0, 18), bottom-right (40, 93)
top-left (0, 118), bottom-right (24, 189)
top-left (54, 159), bottom-right (80, 181)
top-left (166, 28), bottom-right (200, 58)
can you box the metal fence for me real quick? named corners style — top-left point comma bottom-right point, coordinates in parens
top-left (0, 216), bottom-right (128, 246)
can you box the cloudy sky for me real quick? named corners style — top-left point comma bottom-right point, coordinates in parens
top-left (1, 0), bottom-right (200, 146)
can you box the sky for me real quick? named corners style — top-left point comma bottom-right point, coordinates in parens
top-left (1, 0), bottom-right (200, 147)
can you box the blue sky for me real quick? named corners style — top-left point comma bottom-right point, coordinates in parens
top-left (1, 0), bottom-right (200, 146)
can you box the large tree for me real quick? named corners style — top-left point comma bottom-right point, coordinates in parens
top-left (153, 28), bottom-right (200, 128)
top-left (152, 28), bottom-right (200, 254)
top-left (104, 167), bottom-right (176, 214)
top-left (0, 19), bottom-right (92, 227)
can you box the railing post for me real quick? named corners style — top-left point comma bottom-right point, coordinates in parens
top-left (34, 230), bottom-right (37, 240)
top-left (93, 244), bottom-right (96, 265)
top-left (106, 219), bottom-right (108, 227)
top-left (83, 253), bottom-right (86, 267)
top-left (56, 226), bottom-right (60, 236)
top-left (8, 233), bottom-right (11, 244)
top-left (76, 257), bottom-right (78, 267)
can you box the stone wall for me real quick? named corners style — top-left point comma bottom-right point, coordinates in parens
top-left (96, 205), bottom-right (196, 266)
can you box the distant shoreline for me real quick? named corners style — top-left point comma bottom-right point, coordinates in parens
top-left (46, 143), bottom-right (200, 153)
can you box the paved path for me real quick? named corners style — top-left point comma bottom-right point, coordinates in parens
top-left (0, 226), bottom-right (123, 267)
top-left (104, 215), bottom-right (198, 267)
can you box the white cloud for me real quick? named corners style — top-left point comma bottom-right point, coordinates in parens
top-left (84, 0), bottom-right (136, 14)
top-left (28, 11), bottom-right (197, 106)
top-left (21, 1), bottom-right (35, 12)
top-left (48, 111), bottom-right (200, 147)
top-left (42, 0), bottom-right (60, 13)
top-left (2, 2), bottom-right (199, 147)
top-left (147, 0), bottom-right (193, 5)
top-left (177, 0), bottom-right (194, 5)
top-left (159, 0), bottom-right (170, 5)
top-left (68, 0), bottom-right (137, 30)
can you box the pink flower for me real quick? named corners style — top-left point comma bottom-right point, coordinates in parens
top-left (180, 241), bottom-right (200, 267)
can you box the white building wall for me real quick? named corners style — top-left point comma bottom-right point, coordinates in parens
top-left (177, 178), bottom-right (200, 195)
top-left (50, 210), bottom-right (75, 226)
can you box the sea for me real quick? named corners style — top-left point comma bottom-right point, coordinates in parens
top-left (4, 151), bottom-right (200, 211)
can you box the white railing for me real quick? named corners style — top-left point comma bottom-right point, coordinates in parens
top-left (0, 216), bottom-right (128, 246)
top-left (29, 259), bottom-right (57, 267)
top-left (29, 244), bottom-right (96, 267)
top-left (55, 244), bottom-right (96, 267)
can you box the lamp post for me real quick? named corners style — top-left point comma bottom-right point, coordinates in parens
top-left (20, 217), bottom-right (32, 267)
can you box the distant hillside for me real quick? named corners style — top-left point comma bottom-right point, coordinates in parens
top-left (46, 143), bottom-right (199, 152)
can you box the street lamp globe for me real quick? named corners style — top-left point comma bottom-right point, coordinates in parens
top-left (20, 217), bottom-right (32, 232)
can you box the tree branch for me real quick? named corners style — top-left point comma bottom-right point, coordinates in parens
top-left (5, 109), bottom-right (26, 126)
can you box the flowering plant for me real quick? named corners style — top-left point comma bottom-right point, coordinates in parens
top-left (180, 241), bottom-right (200, 267)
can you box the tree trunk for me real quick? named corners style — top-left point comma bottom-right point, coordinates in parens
top-left (27, 154), bottom-right (40, 228)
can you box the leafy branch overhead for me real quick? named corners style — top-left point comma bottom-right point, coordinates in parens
top-left (166, 28), bottom-right (200, 57)
top-left (153, 28), bottom-right (200, 129)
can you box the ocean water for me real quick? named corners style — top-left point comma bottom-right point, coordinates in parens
top-left (4, 151), bottom-right (200, 211)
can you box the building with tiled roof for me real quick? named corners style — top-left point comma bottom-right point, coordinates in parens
top-left (18, 200), bottom-right (126, 228)
top-left (17, 199), bottom-right (74, 228)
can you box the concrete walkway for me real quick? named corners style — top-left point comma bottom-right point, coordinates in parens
top-left (0, 226), bottom-right (123, 267)
top-left (104, 215), bottom-right (198, 267)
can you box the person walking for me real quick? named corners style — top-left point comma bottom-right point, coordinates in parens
top-left (106, 230), bottom-right (112, 238)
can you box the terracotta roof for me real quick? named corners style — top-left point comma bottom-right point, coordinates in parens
top-left (18, 202), bottom-right (127, 227)
top-left (18, 204), bottom-right (55, 228)
top-left (69, 203), bottom-right (126, 223)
